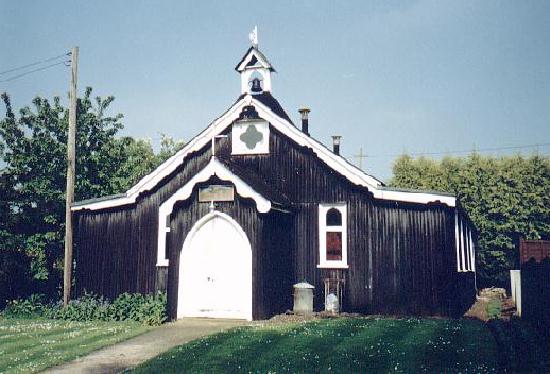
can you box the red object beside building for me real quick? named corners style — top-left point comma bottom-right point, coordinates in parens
top-left (520, 239), bottom-right (550, 264)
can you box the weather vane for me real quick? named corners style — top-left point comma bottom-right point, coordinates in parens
top-left (249, 26), bottom-right (258, 48)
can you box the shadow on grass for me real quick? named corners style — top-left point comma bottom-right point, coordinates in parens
top-left (488, 317), bottom-right (550, 372)
top-left (134, 318), bottom-right (503, 373)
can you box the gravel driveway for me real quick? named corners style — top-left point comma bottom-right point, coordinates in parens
top-left (43, 318), bottom-right (247, 374)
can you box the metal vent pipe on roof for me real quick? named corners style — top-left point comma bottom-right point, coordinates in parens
top-left (332, 135), bottom-right (342, 155)
top-left (298, 107), bottom-right (310, 135)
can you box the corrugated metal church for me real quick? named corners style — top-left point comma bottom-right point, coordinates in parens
top-left (72, 40), bottom-right (477, 321)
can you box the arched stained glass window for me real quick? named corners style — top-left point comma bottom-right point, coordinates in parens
top-left (326, 208), bottom-right (342, 226)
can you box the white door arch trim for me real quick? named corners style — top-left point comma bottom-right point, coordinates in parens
top-left (177, 210), bottom-right (253, 321)
top-left (156, 157), bottom-right (271, 267)
top-left (182, 210), bottom-right (251, 251)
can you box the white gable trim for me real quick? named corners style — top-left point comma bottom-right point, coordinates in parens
top-left (248, 99), bottom-right (456, 206)
top-left (72, 94), bottom-right (456, 211)
top-left (236, 48), bottom-right (273, 72)
top-left (72, 97), bottom-right (252, 212)
top-left (249, 98), bottom-right (384, 190)
top-left (128, 98), bottom-right (251, 196)
top-left (156, 157), bottom-right (271, 266)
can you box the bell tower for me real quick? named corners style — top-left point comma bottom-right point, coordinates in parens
top-left (235, 27), bottom-right (276, 95)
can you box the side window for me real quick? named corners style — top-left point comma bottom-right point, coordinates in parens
top-left (326, 232), bottom-right (342, 261)
top-left (318, 204), bottom-right (348, 268)
top-left (326, 208), bottom-right (342, 226)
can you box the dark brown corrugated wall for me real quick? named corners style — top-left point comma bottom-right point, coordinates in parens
top-left (74, 123), bottom-right (474, 318)
top-left (164, 189), bottom-right (294, 320)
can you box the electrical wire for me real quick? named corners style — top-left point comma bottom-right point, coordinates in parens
top-left (0, 52), bottom-right (70, 76)
top-left (350, 142), bottom-right (550, 159)
top-left (405, 142), bottom-right (550, 156)
top-left (0, 60), bottom-right (69, 83)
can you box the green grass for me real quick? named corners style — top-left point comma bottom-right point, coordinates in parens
top-left (486, 299), bottom-right (502, 320)
top-left (0, 317), bottom-right (151, 373)
top-left (134, 317), bottom-right (499, 373)
top-left (488, 318), bottom-right (550, 371)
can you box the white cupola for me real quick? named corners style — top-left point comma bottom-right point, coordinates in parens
top-left (235, 27), bottom-right (275, 95)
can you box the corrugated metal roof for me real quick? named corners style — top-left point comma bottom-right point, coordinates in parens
top-left (72, 193), bottom-right (126, 207)
top-left (381, 186), bottom-right (455, 197)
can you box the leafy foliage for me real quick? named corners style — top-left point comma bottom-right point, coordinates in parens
top-left (0, 89), bottom-right (184, 298)
top-left (488, 318), bottom-right (550, 371)
top-left (2, 292), bottom-right (167, 326)
top-left (486, 299), bottom-right (502, 320)
top-left (0, 248), bottom-right (33, 309)
top-left (1, 293), bottom-right (46, 318)
top-left (389, 153), bottom-right (550, 286)
top-left (156, 133), bottom-right (186, 165)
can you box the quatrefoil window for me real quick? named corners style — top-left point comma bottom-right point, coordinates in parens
top-left (240, 124), bottom-right (263, 150)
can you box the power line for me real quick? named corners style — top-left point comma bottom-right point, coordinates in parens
top-left (0, 60), bottom-right (69, 83)
top-left (348, 142), bottom-right (550, 159)
top-left (406, 142), bottom-right (550, 157)
top-left (0, 52), bottom-right (70, 76)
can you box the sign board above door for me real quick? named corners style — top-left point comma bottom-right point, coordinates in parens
top-left (199, 185), bottom-right (235, 202)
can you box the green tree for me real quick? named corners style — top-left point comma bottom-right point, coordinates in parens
top-left (0, 88), bottom-right (182, 297)
top-left (109, 137), bottom-right (157, 193)
top-left (155, 133), bottom-right (186, 165)
top-left (390, 153), bottom-right (550, 287)
top-left (108, 134), bottom-right (185, 192)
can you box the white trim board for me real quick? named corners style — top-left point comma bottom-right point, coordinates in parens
top-left (236, 47), bottom-right (274, 72)
top-left (454, 211), bottom-right (476, 273)
top-left (72, 97), bottom-right (251, 212)
top-left (156, 156), bottom-right (272, 266)
top-left (375, 189), bottom-right (456, 207)
top-left (318, 203), bottom-right (349, 269)
top-left (72, 93), bottom-right (456, 211)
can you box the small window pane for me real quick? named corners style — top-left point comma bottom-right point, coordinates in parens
top-left (326, 208), bottom-right (342, 226)
top-left (326, 232), bottom-right (342, 261)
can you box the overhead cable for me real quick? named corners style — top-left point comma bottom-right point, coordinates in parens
top-left (0, 60), bottom-right (69, 83)
top-left (0, 52), bottom-right (70, 76)
top-left (348, 142), bottom-right (550, 159)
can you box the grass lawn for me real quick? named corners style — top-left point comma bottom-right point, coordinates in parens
top-left (0, 318), bottom-right (151, 373)
top-left (134, 317), bottom-right (501, 373)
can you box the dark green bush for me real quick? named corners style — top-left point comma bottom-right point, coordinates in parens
top-left (486, 299), bottom-right (502, 320)
top-left (488, 318), bottom-right (550, 372)
top-left (2, 292), bottom-right (167, 326)
top-left (138, 293), bottom-right (167, 326)
top-left (107, 292), bottom-right (167, 325)
top-left (45, 293), bottom-right (111, 321)
top-left (0, 249), bottom-right (33, 309)
top-left (2, 293), bottom-right (46, 318)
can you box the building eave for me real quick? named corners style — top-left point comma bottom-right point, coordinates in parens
top-left (73, 93), bottom-right (456, 211)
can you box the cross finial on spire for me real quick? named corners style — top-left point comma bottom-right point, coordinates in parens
top-left (249, 26), bottom-right (258, 48)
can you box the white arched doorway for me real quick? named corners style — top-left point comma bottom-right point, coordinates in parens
top-left (177, 211), bottom-right (252, 320)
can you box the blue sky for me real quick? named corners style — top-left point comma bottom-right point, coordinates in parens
top-left (1, 1), bottom-right (549, 181)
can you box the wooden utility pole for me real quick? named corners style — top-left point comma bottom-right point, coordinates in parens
top-left (353, 147), bottom-right (368, 170)
top-left (63, 46), bottom-right (78, 307)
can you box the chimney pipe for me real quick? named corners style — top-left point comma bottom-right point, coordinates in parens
top-left (332, 135), bottom-right (342, 155)
top-left (298, 107), bottom-right (310, 135)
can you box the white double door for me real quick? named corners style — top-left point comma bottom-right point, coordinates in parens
top-left (178, 212), bottom-right (252, 320)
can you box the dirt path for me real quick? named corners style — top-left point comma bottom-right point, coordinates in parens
top-left (43, 318), bottom-right (247, 374)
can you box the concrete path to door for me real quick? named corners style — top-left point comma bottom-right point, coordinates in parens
top-left (43, 318), bottom-right (248, 374)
